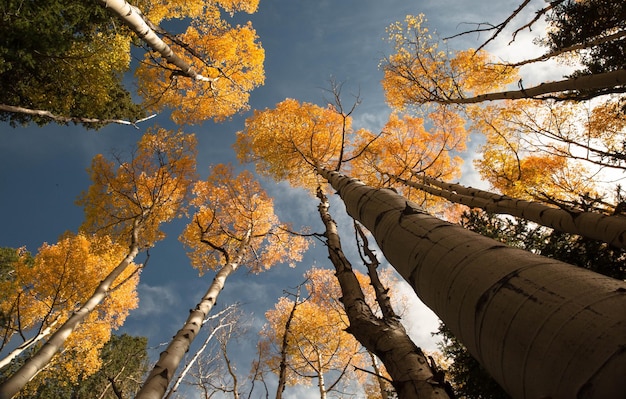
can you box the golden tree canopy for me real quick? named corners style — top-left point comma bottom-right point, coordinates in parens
top-left (180, 164), bottom-right (309, 274)
top-left (0, 233), bottom-right (139, 387)
top-left (77, 127), bottom-right (197, 248)
top-left (136, 0), bottom-right (264, 124)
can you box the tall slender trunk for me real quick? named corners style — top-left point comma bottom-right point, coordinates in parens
top-left (0, 318), bottom-right (59, 370)
top-left (98, 0), bottom-right (213, 82)
top-left (0, 243), bottom-right (141, 399)
top-left (369, 351), bottom-right (390, 399)
top-left (320, 168), bottom-right (626, 399)
top-left (397, 175), bottom-right (626, 248)
top-left (275, 290), bottom-right (301, 399)
top-left (163, 319), bottom-right (231, 399)
top-left (316, 352), bottom-right (327, 399)
top-left (315, 187), bottom-right (449, 399)
top-left (136, 230), bottom-right (251, 399)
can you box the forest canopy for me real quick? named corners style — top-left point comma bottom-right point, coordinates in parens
top-left (1, 0), bottom-right (625, 398)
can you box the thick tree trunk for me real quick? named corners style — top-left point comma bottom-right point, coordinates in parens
top-left (0, 243), bottom-right (141, 399)
top-left (136, 231), bottom-right (251, 399)
top-left (316, 187), bottom-right (449, 399)
top-left (399, 175), bottom-right (626, 248)
top-left (320, 168), bottom-right (626, 399)
top-left (99, 0), bottom-right (213, 82)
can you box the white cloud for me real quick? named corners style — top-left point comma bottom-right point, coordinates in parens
top-left (392, 279), bottom-right (443, 353)
top-left (132, 283), bottom-right (179, 317)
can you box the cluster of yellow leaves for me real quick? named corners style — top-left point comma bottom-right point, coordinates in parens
top-left (136, 0), bottom-right (264, 124)
top-left (351, 109), bottom-right (467, 207)
top-left (260, 269), bottom-right (367, 389)
top-left (235, 99), bottom-right (349, 190)
top-left (143, 0), bottom-right (258, 25)
top-left (470, 100), bottom-right (602, 202)
top-left (0, 234), bottom-right (139, 386)
top-left (381, 14), bottom-right (517, 110)
top-left (180, 164), bottom-right (308, 274)
top-left (77, 127), bottom-right (197, 248)
top-left (259, 268), bottom-right (405, 394)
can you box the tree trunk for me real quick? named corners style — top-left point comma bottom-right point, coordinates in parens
top-left (136, 231), bottom-right (251, 399)
top-left (0, 104), bottom-right (155, 128)
top-left (275, 290), bottom-right (301, 399)
top-left (320, 168), bottom-right (626, 399)
top-left (98, 0), bottom-right (213, 82)
top-left (369, 351), bottom-right (390, 399)
top-left (0, 243), bottom-right (141, 399)
top-left (399, 175), bottom-right (626, 248)
top-left (315, 187), bottom-right (449, 399)
top-left (316, 352), bottom-right (327, 399)
top-left (0, 318), bottom-right (59, 370)
top-left (438, 69), bottom-right (626, 103)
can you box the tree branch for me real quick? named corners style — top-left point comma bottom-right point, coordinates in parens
top-left (0, 104), bottom-right (156, 129)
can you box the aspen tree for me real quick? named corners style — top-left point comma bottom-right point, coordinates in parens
top-left (319, 168), bottom-right (626, 399)
top-left (396, 174), bottom-right (626, 248)
top-left (0, 128), bottom-right (196, 399)
top-left (137, 164), bottom-right (307, 399)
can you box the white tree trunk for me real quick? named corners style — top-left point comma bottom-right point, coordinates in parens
top-left (440, 69), bottom-right (626, 103)
top-left (0, 319), bottom-right (59, 370)
top-left (0, 104), bottom-right (156, 128)
top-left (400, 175), bottom-right (626, 248)
top-left (320, 168), bottom-right (626, 399)
top-left (0, 244), bottom-right (141, 399)
top-left (99, 0), bottom-right (213, 82)
top-left (136, 231), bottom-right (251, 399)
top-left (316, 187), bottom-right (449, 399)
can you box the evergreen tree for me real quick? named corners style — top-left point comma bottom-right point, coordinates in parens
top-left (0, 0), bottom-right (144, 127)
top-left (4, 334), bottom-right (149, 399)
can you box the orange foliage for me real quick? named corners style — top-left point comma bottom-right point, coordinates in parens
top-left (77, 127), bottom-right (197, 248)
top-left (260, 269), bottom-right (367, 390)
top-left (259, 267), bottom-right (406, 394)
top-left (381, 14), bottom-right (517, 110)
top-left (180, 164), bottom-right (308, 274)
top-left (470, 101), bottom-right (601, 202)
top-left (351, 110), bottom-right (466, 203)
top-left (0, 233), bottom-right (139, 384)
top-left (235, 98), bottom-right (350, 190)
top-left (136, 0), bottom-right (264, 124)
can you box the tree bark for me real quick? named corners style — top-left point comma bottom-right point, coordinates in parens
top-left (315, 187), bottom-right (449, 399)
top-left (136, 231), bottom-right (251, 399)
top-left (275, 290), bottom-right (301, 399)
top-left (0, 318), bottom-right (59, 370)
top-left (398, 175), bottom-right (626, 248)
top-left (437, 69), bottom-right (626, 104)
top-left (0, 104), bottom-right (155, 128)
top-left (319, 168), bottom-right (626, 399)
top-left (369, 351), bottom-right (390, 399)
top-left (0, 243), bottom-right (141, 399)
top-left (98, 0), bottom-right (214, 82)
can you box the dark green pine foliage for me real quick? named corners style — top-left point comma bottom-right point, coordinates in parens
top-left (0, 0), bottom-right (144, 128)
top-left (546, 0), bottom-right (626, 98)
top-left (3, 334), bottom-right (149, 399)
top-left (0, 247), bottom-right (33, 345)
top-left (437, 210), bottom-right (626, 398)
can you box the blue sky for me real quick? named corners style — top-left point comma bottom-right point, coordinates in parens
top-left (0, 1), bottom-right (565, 397)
